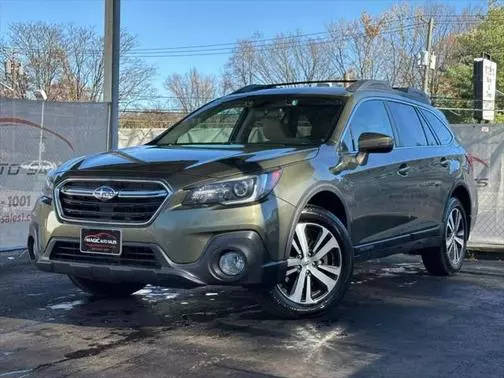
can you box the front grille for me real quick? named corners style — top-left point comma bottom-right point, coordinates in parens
top-left (50, 241), bottom-right (162, 268)
top-left (56, 179), bottom-right (170, 224)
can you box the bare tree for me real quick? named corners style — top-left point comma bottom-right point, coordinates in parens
top-left (224, 3), bottom-right (479, 91)
top-left (59, 25), bottom-right (99, 101)
top-left (327, 13), bottom-right (390, 82)
top-left (2, 22), bottom-right (66, 100)
top-left (222, 38), bottom-right (260, 89)
top-left (223, 31), bottom-right (337, 91)
top-left (0, 22), bottom-right (156, 106)
top-left (164, 68), bottom-right (218, 113)
top-left (377, 2), bottom-right (480, 91)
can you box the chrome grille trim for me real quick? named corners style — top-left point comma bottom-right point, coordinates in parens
top-left (54, 178), bottom-right (172, 226)
top-left (60, 187), bottom-right (167, 198)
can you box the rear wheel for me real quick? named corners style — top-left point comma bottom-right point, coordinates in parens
top-left (257, 205), bottom-right (353, 319)
top-left (68, 275), bottom-right (145, 297)
top-left (422, 197), bottom-right (467, 276)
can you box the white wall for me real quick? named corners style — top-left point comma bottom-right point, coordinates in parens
top-left (118, 128), bottom-right (165, 148)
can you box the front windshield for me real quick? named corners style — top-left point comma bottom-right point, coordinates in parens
top-left (154, 96), bottom-right (345, 146)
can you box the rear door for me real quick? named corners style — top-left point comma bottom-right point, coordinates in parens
top-left (419, 108), bottom-right (458, 223)
top-left (386, 101), bottom-right (442, 234)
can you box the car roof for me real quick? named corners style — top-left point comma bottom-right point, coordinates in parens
top-left (223, 85), bottom-right (349, 100)
top-left (221, 81), bottom-right (433, 110)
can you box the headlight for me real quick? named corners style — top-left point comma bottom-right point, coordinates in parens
top-left (41, 169), bottom-right (56, 199)
top-left (184, 169), bottom-right (282, 206)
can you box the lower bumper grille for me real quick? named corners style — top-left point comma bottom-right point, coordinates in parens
top-left (50, 241), bottom-right (162, 268)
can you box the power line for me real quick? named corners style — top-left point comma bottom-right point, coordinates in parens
top-left (0, 15), bottom-right (492, 58)
top-left (437, 107), bottom-right (504, 113)
top-left (125, 22), bottom-right (486, 58)
top-left (126, 36), bottom-right (333, 56)
top-left (129, 31), bottom-right (330, 52)
top-left (126, 16), bottom-right (488, 55)
top-left (123, 19), bottom-right (490, 58)
top-left (125, 24), bottom-right (427, 58)
top-left (124, 14), bottom-right (491, 52)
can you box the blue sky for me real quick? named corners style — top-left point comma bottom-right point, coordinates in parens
top-left (0, 0), bottom-right (487, 95)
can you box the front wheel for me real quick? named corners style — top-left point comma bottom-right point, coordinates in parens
top-left (422, 197), bottom-right (467, 276)
top-left (68, 275), bottom-right (145, 297)
top-left (257, 205), bottom-right (353, 319)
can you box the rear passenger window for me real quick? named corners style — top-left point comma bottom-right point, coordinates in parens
top-left (388, 102), bottom-right (427, 147)
top-left (418, 110), bottom-right (438, 146)
top-left (347, 100), bottom-right (394, 151)
top-left (420, 110), bottom-right (453, 145)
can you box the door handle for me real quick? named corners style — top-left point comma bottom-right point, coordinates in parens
top-left (397, 164), bottom-right (410, 176)
top-left (440, 157), bottom-right (449, 167)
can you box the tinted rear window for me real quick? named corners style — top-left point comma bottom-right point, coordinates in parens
top-left (387, 102), bottom-right (427, 147)
top-left (417, 110), bottom-right (438, 146)
top-left (420, 109), bottom-right (453, 145)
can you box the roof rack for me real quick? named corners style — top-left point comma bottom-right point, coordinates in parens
top-left (347, 80), bottom-right (391, 92)
top-left (231, 84), bottom-right (276, 94)
top-left (348, 80), bottom-right (430, 104)
top-left (230, 80), bottom-right (356, 95)
top-left (230, 79), bottom-right (431, 104)
top-left (393, 87), bottom-right (431, 104)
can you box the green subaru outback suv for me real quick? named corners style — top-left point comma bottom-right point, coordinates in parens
top-left (29, 80), bottom-right (477, 318)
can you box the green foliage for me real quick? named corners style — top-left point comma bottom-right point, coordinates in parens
top-left (444, 64), bottom-right (473, 98)
top-left (441, 7), bottom-right (504, 122)
top-left (457, 7), bottom-right (504, 88)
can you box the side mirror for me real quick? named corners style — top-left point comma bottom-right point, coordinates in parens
top-left (358, 132), bottom-right (394, 153)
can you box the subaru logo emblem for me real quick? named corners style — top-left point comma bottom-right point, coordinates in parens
top-left (93, 186), bottom-right (117, 201)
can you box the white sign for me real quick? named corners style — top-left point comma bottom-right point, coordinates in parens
top-left (474, 58), bottom-right (497, 122)
top-left (417, 50), bottom-right (437, 70)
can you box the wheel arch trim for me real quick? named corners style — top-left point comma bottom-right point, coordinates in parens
top-left (282, 183), bottom-right (351, 260)
top-left (446, 181), bottom-right (473, 234)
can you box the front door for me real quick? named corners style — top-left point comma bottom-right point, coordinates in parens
top-left (338, 99), bottom-right (413, 251)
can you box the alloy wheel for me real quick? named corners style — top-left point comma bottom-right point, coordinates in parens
top-left (277, 222), bottom-right (342, 305)
top-left (446, 207), bottom-right (465, 266)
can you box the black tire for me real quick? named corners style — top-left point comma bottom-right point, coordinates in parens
top-left (68, 275), bottom-right (145, 297)
top-left (257, 205), bottom-right (353, 319)
top-left (422, 197), bottom-right (467, 276)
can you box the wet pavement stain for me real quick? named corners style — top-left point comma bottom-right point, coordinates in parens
top-left (1, 254), bottom-right (504, 377)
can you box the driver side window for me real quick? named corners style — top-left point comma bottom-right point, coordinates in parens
top-left (345, 100), bottom-right (394, 151)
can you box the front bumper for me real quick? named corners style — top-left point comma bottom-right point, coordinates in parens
top-left (29, 193), bottom-right (294, 287)
top-left (33, 231), bottom-right (286, 288)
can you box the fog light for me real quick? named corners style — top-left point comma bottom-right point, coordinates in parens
top-left (219, 251), bottom-right (246, 276)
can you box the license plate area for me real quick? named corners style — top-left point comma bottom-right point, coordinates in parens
top-left (80, 228), bottom-right (122, 255)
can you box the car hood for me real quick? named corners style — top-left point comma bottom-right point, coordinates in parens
top-left (57, 144), bottom-right (318, 186)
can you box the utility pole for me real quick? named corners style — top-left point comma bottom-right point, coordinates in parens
top-left (343, 70), bottom-right (355, 88)
top-left (422, 17), bottom-right (434, 94)
top-left (34, 89), bottom-right (48, 170)
top-left (103, 0), bottom-right (120, 151)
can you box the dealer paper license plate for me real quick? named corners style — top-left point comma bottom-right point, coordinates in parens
top-left (80, 228), bottom-right (122, 255)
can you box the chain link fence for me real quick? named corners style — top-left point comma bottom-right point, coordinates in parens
top-left (452, 124), bottom-right (504, 250)
top-left (1, 102), bottom-right (502, 252)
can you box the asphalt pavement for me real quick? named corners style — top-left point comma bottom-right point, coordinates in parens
top-left (1, 250), bottom-right (503, 378)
